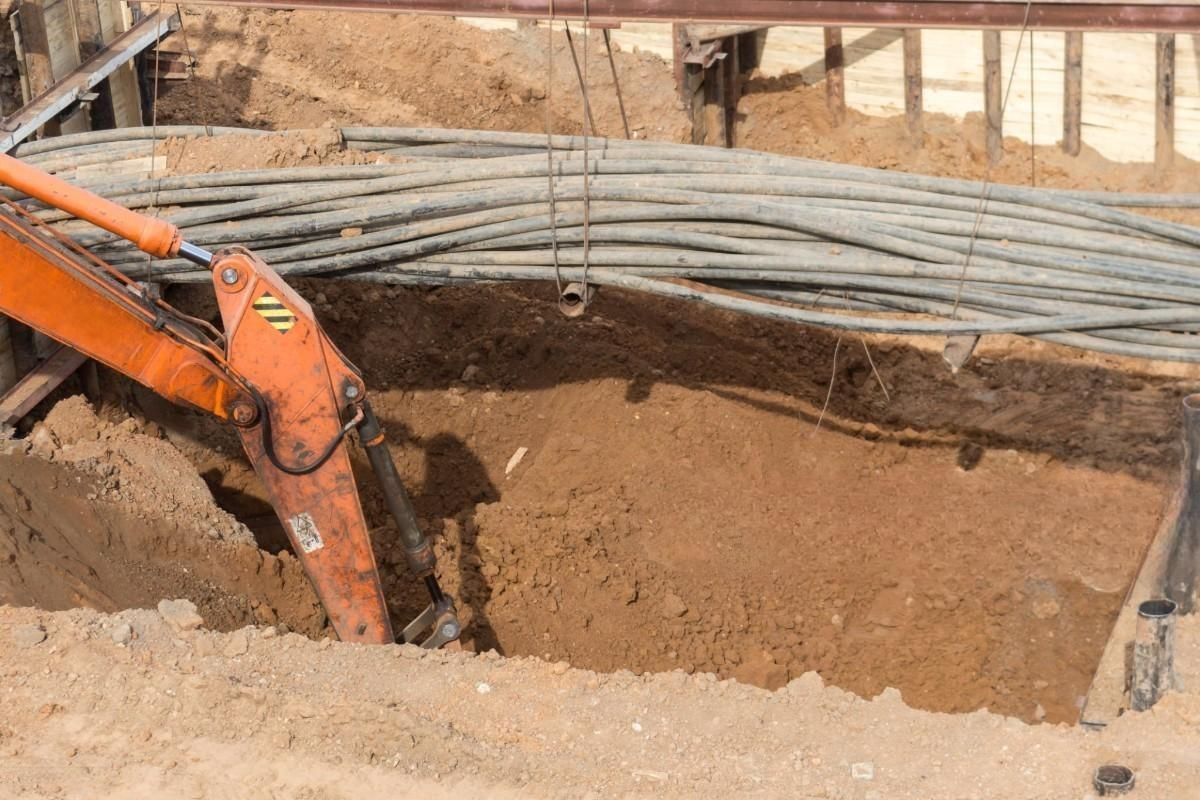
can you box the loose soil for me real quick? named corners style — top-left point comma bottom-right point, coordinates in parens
top-left (1, 604), bottom-right (1199, 798)
top-left (1, 15), bottom-right (1198, 791)
top-left (156, 9), bottom-right (1200, 198)
top-left (151, 277), bottom-right (1173, 726)
top-left (7, 267), bottom-right (1178, 724)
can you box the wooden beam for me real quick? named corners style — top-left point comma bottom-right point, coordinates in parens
top-left (1062, 30), bottom-right (1083, 156)
top-left (672, 22), bottom-right (688, 104)
top-left (683, 23), bottom-right (767, 41)
top-left (719, 35), bottom-right (738, 147)
top-left (902, 28), bottom-right (923, 142)
top-left (0, 11), bottom-right (176, 153)
top-left (1155, 32), bottom-right (1175, 175)
top-left (0, 344), bottom-right (87, 427)
top-left (983, 29), bottom-right (1002, 164)
top-left (0, 319), bottom-right (16, 395)
top-left (823, 27), bottom-right (845, 125)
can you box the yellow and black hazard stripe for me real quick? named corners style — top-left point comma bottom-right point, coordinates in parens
top-left (253, 293), bottom-right (297, 334)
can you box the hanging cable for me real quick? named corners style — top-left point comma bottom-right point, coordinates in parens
top-left (952, 1), bottom-right (1034, 318)
top-left (544, 4), bottom-right (564, 296)
top-left (578, 0), bottom-right (593, 311)
top-left (1029, 29), bottom-right (1037, 188)
top-left (563, 22), bottom-right (598, 136)
top-left (603, 28), bottom-right (631, 140)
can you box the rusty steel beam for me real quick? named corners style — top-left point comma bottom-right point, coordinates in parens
top-left (173, 0), bottom-right (1200, 33)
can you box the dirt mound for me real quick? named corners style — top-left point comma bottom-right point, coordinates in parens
top-left (26, 395), bottom-right (250, 543)
top-left (158, 128), bottom-right (391, 173)
top-left (156, 10), bottom-right (688, 142)
top-left (153, 9), bottom-right (1200, 207)
top-left (0, 397), bottom-right (323, 634)
top-left (735, 75), bottom-right (1200, 198)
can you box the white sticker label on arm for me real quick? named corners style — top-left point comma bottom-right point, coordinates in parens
top-left (289, 512), bottom-right (324, 553)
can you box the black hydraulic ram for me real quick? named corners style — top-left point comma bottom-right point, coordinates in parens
top-left (358, 400), bottom-right (461, 648)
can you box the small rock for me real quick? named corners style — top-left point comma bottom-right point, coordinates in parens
top-left (461, 364), bottom-right (482, 383)
top-left (631, 721), bottom-right (643, 733)
top-left (851, 762), bottom-right (875, 781)
top-left (158, 599), bottom-right (204, 632)
top-left (661, 592), bottom-right (688, 619)
top-left (260, 626), bottom-right (278, 639)
top-left (505, 447), bottom-right (529, 476)
top-left (1032, 598), bottom-right (1061, 620)
top-left (476, 682), bottom-right (492, 695)
top-left (111, 623), bottom-right (133, 645)
top-left (12, 624), bottom-right (47, 648)
top-left (223, 629), bottom-right (249, 657)
top-left (550, 661), bottom-right (570, 675)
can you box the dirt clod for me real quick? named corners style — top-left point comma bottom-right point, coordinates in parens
top-left (157, 599), bottom-right (205, 633)
top-left (11, 623), bottom-right (46, 647)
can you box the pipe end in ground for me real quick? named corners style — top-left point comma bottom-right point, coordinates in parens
top-left (558, 282), bottom-right (595, 318)
top-left (1137, 598), bottom-right (1177, 620)
top-left (1093, 764), bottom-right (1135, 796)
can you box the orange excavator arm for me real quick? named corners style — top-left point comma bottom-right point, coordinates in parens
top-left (0, 153), bottom-right (459, 648)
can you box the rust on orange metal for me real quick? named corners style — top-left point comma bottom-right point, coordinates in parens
top-left (0, 209), bottom-right (246, 419)
top-left (212, 250), bottom-right (392, 644)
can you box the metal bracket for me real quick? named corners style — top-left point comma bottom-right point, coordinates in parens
top-left (681, 39), bottom-right (726, 69)
top-left (399, 599), bottom-right (462, 649)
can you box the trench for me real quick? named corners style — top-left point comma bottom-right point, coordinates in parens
top-left (0, 278), bottom-right (1180, 725)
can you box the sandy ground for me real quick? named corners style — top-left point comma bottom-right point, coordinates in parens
top-left (2, 10), bottom-right (1200, 799)
top-left (1, 601), bottom-right (1199, 799)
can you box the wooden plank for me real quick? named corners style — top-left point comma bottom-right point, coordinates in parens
top-left (0, 319), bottom-right (16, 395)
top-left (902, 28), bottom-right (922, 142)
top-left (671, 22), bottom-right (688, 104)
top-left (1155, 32), bottom-right (1174, 174)
top-left (683, 23), bottom-right (767, 42)
top-left (99, 0), bottom-right (142, 129)
top-left (17, 0), bottom-right (55, 96)
top-left (823, 27), bottom-right (845, 125)
top-left (0, 344), bottom-right (86, 427)
top-left (1062, 31), bottom-right (1082, 155)
top-left (42, 0), bottom-right (82, 81)
top-left (0, 11), bottom-right (176, 152)
top-left (721, 35), bottom-right (739, 147)
top-left (983, 29), bottom-right (1002, 164)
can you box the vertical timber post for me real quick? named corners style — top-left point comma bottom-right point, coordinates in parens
top-left (0, 319), bottom-right (16, 396)
top-left (1062, 31), bottom-right (1083, 156)
top-left (718, 35), bottom-right (738, 148)
top-left (1155, 33), bottom-right (1175, 176)
top-left (824, 27), bottom-right (845, 125)
top-left (903, 29), bottom-right (923, 143)
top-left (983, 30), bottom-right (1003, 164)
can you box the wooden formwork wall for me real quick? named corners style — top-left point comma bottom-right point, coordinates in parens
top-left (9, 0), bottom-right (142, 136)
top-left (614, 24), bottom-right (1198, 168)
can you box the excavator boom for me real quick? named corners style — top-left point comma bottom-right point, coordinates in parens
top-left (0, 153), bottom-right (459, 647)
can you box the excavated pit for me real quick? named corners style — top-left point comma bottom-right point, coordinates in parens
top-left (1, 278), bottom-right (1179, 725)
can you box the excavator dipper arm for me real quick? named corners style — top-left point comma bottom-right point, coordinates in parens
top-left (0, 153), bottom-right (459, 647)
